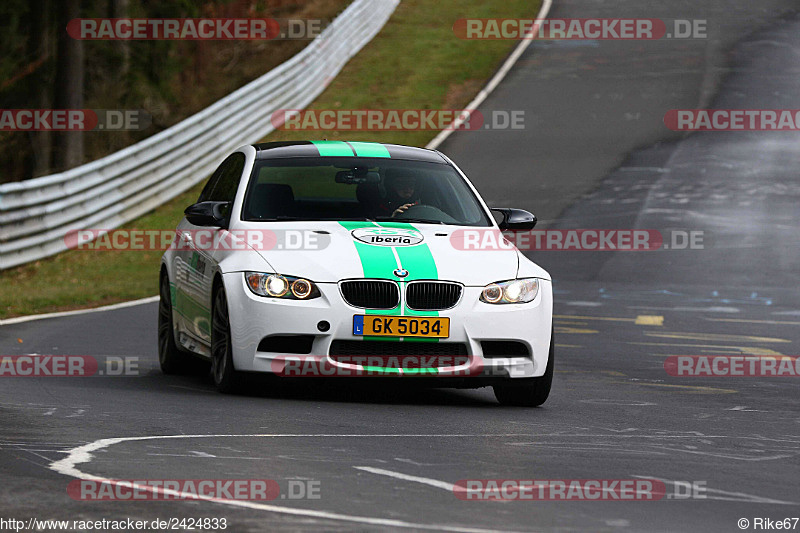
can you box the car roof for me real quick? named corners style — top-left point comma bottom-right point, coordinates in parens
top-left (251, 141), bottom-right (448, 163)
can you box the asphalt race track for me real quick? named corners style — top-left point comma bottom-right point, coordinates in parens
top-left (2, 1), bottom-right (800, 531)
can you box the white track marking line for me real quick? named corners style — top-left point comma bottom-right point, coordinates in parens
top-left (51, 434), bottom-right (528, 475)
top-left (0, 296), bottom-right (158, 326)
top-left (50, 433), bottom-right (528, 533)
top-left (426, 0), bottom-right (553, 150)
top-left (354, 466), bottom-right (455, 491)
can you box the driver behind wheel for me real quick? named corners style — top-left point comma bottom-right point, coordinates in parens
top-left (380, 169), bottom-right (420, 217)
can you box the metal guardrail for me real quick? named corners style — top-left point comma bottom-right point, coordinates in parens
top-left (0, 0), bottom-right (399, 270)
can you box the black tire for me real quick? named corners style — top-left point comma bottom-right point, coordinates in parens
top-left (493, 330), bottom-right (554, 407)
top-left (211, 284), bottom-right (243, 393)
top-left (158, 272), bottom-right (190, 374)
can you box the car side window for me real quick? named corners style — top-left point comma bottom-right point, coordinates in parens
top-left (198, 153), bottom-right (246, 203)
top-left (197, 159), bottom-right (226, 203)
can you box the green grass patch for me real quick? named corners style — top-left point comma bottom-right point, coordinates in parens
top-left (0, 0), bottom-right (541, 319)
top-left (267, 0), bottom-right (540, 147)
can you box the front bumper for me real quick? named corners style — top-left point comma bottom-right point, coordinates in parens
top-left (223, 272), bottom-right (553, 381)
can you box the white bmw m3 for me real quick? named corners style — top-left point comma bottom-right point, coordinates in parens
top-left (159, 141), bottom-right (553, 406)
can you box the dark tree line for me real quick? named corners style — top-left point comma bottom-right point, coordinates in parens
top-left (0, 0), bottom-right (347, 183)
top-left (2, 0), bottom-right (130, 179)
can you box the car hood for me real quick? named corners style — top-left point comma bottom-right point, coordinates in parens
top-left (232, 221), bottom-right (544, 286)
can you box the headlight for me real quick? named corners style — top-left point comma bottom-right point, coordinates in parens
top-left (480, 278), bottom-right (539, 304)
top-left (245, 272), bottom-right (321, 300)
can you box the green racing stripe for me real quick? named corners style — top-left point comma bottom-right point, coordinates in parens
top-left (310, 140), bottom-right (354, 156)
top-left (310, 140), bottom-right (392, 158)
top-left (346, 141), bottom-right (391, 158)
top-left (338, 221), bottom-right (441, 359)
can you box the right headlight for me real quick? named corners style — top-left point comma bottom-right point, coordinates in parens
top-left (480, 278), bottom-right (539, 304)
top-left (245, 272), bottom-right (321, 300)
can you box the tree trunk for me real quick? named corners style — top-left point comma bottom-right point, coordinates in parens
top-left (110, 0), bottom-right (130, 77)
top-left (53, 0), bottom-right (84, 170)
top-left (29, 0), bottom-right (53, 177)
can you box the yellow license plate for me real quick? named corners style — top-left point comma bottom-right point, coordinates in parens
top-left (353, 315), bottom-right (450, 338)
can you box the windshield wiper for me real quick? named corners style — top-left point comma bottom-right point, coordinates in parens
top-left (373, 217), bottom-right (445, 225)
top-left (257, 216), bottom-right (373, 222)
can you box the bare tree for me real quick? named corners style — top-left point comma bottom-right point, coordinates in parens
top-left (110, 0), bottom-right (130, 77)
top-left (29, 0), bottom-right (53, 177)
top-left (53, 0), bottom-right (84, 170)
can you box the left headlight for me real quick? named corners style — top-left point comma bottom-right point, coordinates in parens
top-left (480, 278), bottom-right (539, 304)
top-left (245, 272), bottom-right (321, 300)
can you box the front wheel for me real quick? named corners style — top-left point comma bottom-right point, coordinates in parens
top-left (211, 284), bottom-right (243, 393)
top-left (493, 330), bottom-right (554, 407)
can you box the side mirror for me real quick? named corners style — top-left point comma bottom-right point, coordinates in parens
top-left (491, 208), bottom-right (537, 231)
top-left (184, 201), bottom-right (230, 228)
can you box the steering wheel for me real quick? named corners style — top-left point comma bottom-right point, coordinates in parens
top-left (394, 204), bottom-right (458, 224)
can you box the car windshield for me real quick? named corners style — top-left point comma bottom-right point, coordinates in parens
top-left (241, 157), bottom-right (492, 226)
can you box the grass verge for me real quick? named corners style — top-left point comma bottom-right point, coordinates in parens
top-left (0, 0), bottom-right (541, 319)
